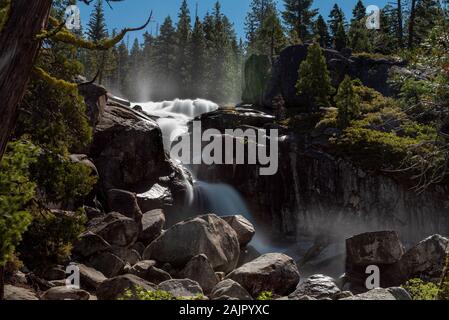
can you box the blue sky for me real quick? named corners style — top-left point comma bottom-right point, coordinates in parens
top-left (78, 0), bottom-right (389, 44)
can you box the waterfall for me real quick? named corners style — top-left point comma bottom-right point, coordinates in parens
top-left (132, 98), bottom-right (279, 253)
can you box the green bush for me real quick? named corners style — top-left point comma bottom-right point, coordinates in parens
top-left (0, 140), bottom-right (38, 267)
top-left (119, 287), bottom-right (205, 301)
top-left (335, 75), bottom-right (361, 128)
top-left (257, 291), bottom-right (273, 300)
top-left (18, 208), bottom-right (86, 271)
top-left (403, 279), bottom-right (439, 300)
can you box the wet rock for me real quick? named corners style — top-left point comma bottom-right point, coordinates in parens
top-left (210, 279), bottom-right (253, 300)
top-left (158, 279), bottom-right (203, 299)
top-left (226, 253), bottom-right (300, 296)
top-left (136, 184), bottom-right (173, 212)
top-left (222, 215), bottom-right (255, 247)
top-left (73, 231), bottom-right (111, 258)
top-left (181, 254), bottom-right (219, 293)
top-left (4, 285), bottom-right (38, 300)
top-left (88, 251), bottom-right (125, 278)
top-left (106, 189), bottom-right (143, 226)
top-left (289, 274), bottom-right (341, 300)
top-left (129, 260), bottom-right (171, 285)
top-left (97, 274), bottom-right (156, 300)
top-left (138, 209), bottom-right (165, 245)
top-left (90, 212), bottom-right (139, 247)
top-left (143, 214), bottom-right (240, 273)
top-left (41, 287), bottom-right (90, 300)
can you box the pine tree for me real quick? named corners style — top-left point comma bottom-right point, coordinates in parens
top-left (152, 16), bottom-right (178, 100)
top-left (176, 0), bottom-right (192, 97)
top-left (255, 9), bottom-right (287, 58)
top-left (335, 75), bottom-right (361, 128)
top-left (314, 15), bottom-right (330, 48)
top-left (352, 0), bottom-right (366, 22)
top-left (245, 0), bottom-right (277, 49)
top-left (115, 41), bottom-right (129, 97)
top-left (190, 16), bottom-right (207, 98)
top-left (411, 0), bottom-right (444, 47)
top-left (334, 22), bottom-right (348, 51)
top-left (328, 3), bottom-right (346, 47)
top-left (282, 0), bottom-right (318, 42)
top-left (86, 0), bottom-right (107, 41)
top-left (349, 21), bottom-right (371, 52)
top-left (296, 41), bottom-right (334, 110)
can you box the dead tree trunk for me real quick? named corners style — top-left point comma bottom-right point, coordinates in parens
top-left (0, 0), bottom-right (52, 161)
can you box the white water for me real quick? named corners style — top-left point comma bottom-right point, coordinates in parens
top-left (131, 98), bottom-right (279, 253)
top-left (134, 99), bottom-right (219, 151)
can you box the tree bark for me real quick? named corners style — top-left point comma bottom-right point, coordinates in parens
top-left (0, 0), bottom-right (52, 161)
top-left (408, 0), bottom-right (416, 49)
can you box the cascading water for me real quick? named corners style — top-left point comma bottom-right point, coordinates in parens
top-left (132, 98), bottom-right (280, 253)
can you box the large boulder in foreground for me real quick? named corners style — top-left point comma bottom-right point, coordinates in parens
top-left (4, 285), bottom-right (38, 300)
top-left (90, 104), bottom-right (172, 191)
top-left (97, 274), bottom-right (156, 300)
top-left (210, 279), bottom-right (253, 300)
top-left (395, 234), bottom-right (449, 283)
top-left (158, 279), bottom-right (203, 299)
top-left (226, 253), bottom-right (300, 296)
top-left (341, 288), bottom-right (399, 300)
top-left (41, 287), bottom-right (90, 300)
top-left (143, 214), bottom-right (240, 273)
top-left (289, 274), bottom-right (341, 300)
top-left (222, 215), bottom-right (255, 247)
top-left (346, 231), bottom-right (405, 266)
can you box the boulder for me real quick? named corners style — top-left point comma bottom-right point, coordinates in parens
top-left (41, 287), bottom-right (90, 300)
top-left (4, 285), bottom-right (38, 300)
top-left (387, 287), bottom-right (412, 300)
top-left (341, 288), bottom-right (397, 300)
top-left (143, 214), bottom-right (240, 273)
top-left (181, 254), bottom-right (219, 293)
top-left (289, 274), bottom-right (341, 300)
top-left (75, 263), bottom-right (107, 290)
top-left (89, 104), bottom-right (172, 191)
top-left (106, 189), bottom-right (143, 225)
top-left (346, 231), bottom-right (405, 266)
top-left (158, 279), bottom-right (203, 299)
top-left (138, 209), bottom-right (165, 245)
top-left (78, 82), bottom-right (107, 126)
top-left (73, 231), bottom-right (111, 258)
top-left (210, 279), bottom-right (253, 300)
top-left (110, 246), bottom-right (141, 265)
top-left (395, 234), bottom-right (449, 283)
top-left (222, 215), bottom-right (255, 247)
top-left (90, 212), bottom-right (139, 247)
top-left (137, 184), bottom-right (173, 212)
top-left (97, 274), bottom-right (156, 300)
top-left (129, 260), bottom-right (172, 284)
top-left (226, 253), bottom-right (300, 296)
top-left (88, 251), bottom-right (125, 278)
